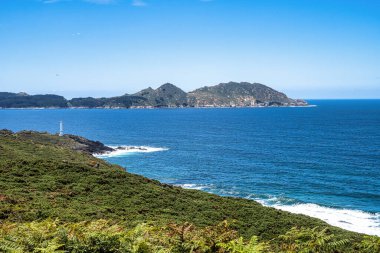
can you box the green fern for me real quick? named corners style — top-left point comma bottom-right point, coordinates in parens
top-left (0, 237), bottom-right (24, 253)
top-left (358, 235), bottom-right (380, 253)
top-left (218, 236), bottom-right (269, 253)
top-left (278, 226), bottom-right (350, 253)
top-left (0, 220), bottom-right (369, 253)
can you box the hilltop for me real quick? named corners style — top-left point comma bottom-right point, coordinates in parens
top-left (0, 82), bottom-right (307, 109)
top-left (188, 82), bottom-right (304, 107)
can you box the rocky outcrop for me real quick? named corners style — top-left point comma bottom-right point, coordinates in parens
top-left (0, 130), bottom-right (114, 155)
top-left (63, 134), bottom-right (114, 154)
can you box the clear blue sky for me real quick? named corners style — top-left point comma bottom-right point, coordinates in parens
top-left (0, 0), bottom-right (379, 98)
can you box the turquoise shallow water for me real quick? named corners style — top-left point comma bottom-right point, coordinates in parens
top-left (1, 100), bottom-right (379, 235)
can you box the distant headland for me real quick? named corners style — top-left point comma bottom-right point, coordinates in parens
top-left (0, 82), bottom-right (307, 109)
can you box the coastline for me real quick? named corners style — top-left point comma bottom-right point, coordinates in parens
top-left (97, 145), bottom-right (378, 236)
top-left (1, 130), bottom-right (363, 241)
top-left (4, 102), bottom-right (377, 242)
top-left (0, 104), bottom-right (317, 110)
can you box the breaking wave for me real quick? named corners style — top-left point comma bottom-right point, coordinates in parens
top-left (175, 183), bottom-right (214, 191)
top-left (175, 185), bottom-right (380, 236)
top-left (94, 145), bottom-right (169, 158)
top-left (251, 196), bottom-right (380, 236)
top-left (275, 204), bottom-right (380, 236)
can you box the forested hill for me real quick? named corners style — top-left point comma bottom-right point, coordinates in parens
top-left (0, 130), bottom-right (375, 252)
top-left (0, 82), bottom-right (308, 108)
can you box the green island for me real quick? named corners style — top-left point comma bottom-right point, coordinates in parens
top-left (0, 130), bottom-right (379, 252)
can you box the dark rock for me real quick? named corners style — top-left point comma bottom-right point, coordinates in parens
top-left (64, 134), bottom-right (114, 154)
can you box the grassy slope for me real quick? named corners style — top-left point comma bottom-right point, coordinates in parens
top-left (0, 131), bottom-right (363, 243)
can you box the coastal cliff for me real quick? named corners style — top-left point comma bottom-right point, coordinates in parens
top-left (0, 82), bottom-right (307, 109)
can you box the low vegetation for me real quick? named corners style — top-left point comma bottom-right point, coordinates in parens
top-left (0, 130), bottom-right (378, 252)
top-left (1, 219), bottom-right (379, 253)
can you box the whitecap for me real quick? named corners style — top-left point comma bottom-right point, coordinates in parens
top-left (175, 183), bottom-right (213, 191)
top-left (253, 197), bottom-right (380, 236)
top-left (94, 145), bottom-right (169, 158)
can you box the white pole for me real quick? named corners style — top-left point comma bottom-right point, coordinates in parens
top-left (59, 121), bottom-right (63, 136)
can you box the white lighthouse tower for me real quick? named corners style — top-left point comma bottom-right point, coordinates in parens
top-left (59, 121), bottom-right (64, 136)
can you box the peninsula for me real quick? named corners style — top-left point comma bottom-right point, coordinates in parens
top-left (0, 82), bottom-right (307, 109)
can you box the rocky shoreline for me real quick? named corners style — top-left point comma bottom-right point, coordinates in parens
top-left (0, 129), bottom-right (114, 155)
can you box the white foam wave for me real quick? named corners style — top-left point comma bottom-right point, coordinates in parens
top-left (255, 199), bottom-right (380, 236)
top-left (176, 187), bottom-right (380, 236)
top-left (94, 145), bottom-right (169, 158)
top-left (175, 183), bottom-right (213, 191)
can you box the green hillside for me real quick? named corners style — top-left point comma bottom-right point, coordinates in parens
top-left (0, 130), bottom-right (377, 252)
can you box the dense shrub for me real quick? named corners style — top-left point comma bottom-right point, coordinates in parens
top-left (1, 220), bottom-right (370, 253)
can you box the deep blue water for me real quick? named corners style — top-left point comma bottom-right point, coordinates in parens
top-left (1, 100), bottom-right (379, 234)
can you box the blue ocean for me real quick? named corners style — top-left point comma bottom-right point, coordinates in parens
top-left (1, 100), bottom-right (379, 235)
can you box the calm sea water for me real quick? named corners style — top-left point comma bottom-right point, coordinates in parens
top-left (1, 100), bottom-right (379, 235)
